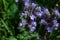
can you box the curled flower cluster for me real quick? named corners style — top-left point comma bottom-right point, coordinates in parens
top-left (19, 0), bottom-right (60, 32)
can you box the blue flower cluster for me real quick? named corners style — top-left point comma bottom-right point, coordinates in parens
top-left (19, 0), bottom-right (60, 32)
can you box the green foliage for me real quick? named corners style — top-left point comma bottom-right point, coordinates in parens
top-left (8, 36), bottom-right (17, 40)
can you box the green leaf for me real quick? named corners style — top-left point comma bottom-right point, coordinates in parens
top-left (9, 3), bottom-right (18, 16)
top-left (8, 36), bottom-right (17, 40)
top-left (57, 35), bottom-right (60, 38)
top-left (3, 0), bottom-right (8, 10)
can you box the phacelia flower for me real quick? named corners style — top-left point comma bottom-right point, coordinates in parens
top-left (53, 23), bottom-right (59, 29)
top-left (43, 8), bottom-right (49, 13)
top-left (40, 19), bottom-right (47, 24)
top-left (31, 21), bottom-right (37, 27)
top-left (30, 14), bottom-right (36, 20)
top-left (36, 12), bottom-right (41, 17)
top-left (30, 26), bottom-right (36, 32)
top-left (28, 24), bottom-right (36, 32)
top-left (15, 0), bottom-right (18, 2)
top-left (25, 2), bottom-right (30, 8)
top-left (52, 19), bottom-right (58, 24)
top-left (46, 26), bottom-right (52, 32)
top-left (19, 23), bottom-right (23, 27)
top-left (21, 12), bottom-right (27, 16)
top-left (54, 9), bottom-right (60, 16)
top-left (31, 3), bottom-right (37, 7)
top-left (35, 6), bottom-right (41, 12)
top-left (22, 19), bottom-right (27, 25)
top-left (43, 8), bottom-right (50, 16)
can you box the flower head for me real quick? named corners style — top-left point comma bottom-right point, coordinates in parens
top-left (54, 9), bottom-right (59, 16)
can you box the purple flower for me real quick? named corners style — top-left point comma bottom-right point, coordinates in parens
top-left (30, 26), bottom-right (36, 32)
top-left (54, 23), bottom-right (59, 27)
top-left (19, 23), bottom-right (23, 27)
top-left (46, 27), bottom-right (52, 32)
top-left (36, 11), bottom-right (43, 17)
top-left (53, 23), bottom-right (59, 29)
top-left (35, 6), bottom-right (41, 12)
top-left (36, 12), bottom-right (42, 17)
top-left (21, 13), bottom-right (27, 16)
top-left (31, 21), bottom-right (37, 27)
top-left (31, 3), bottom-right (37, 7)
top-left (43, 8), bottom-right (50, 16)
top-left (30, 14), bottom-right (36, 20)
top-left (40, 19), bottom-right (47, 24)
top-left (28, 24), bottom-right (36, 32)
top-left (52, 19), bottom-right (58, 24)
top-left (52, 19), bottom-right (59, 30)
top-left (54, 9), bottom-right (59, 16)
top-left (44, 8), bottom-right (49, 13)
top-left (21, 11), bottom-right (29, 17)
top-left (22, 19), bottom-right (27, 25)
top-left (24, 2), bottom-right (30, 8)
top-left (19, 19), bottom-right (27, 27)
top-left (15, 0), bottom-right (18, 2)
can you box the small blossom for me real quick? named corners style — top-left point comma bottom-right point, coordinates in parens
top-left (19, 23), bottom-right (23, 27)
top-left (52, 19), bottom-right (58, 24)
top-left (46, 27), bottom-right (52, 32)
top-left (30, 14), bottom-right (36, 20)
top-left (40, 19), bottom-right (47, 24)
top-left (21, 19), bottom-right (27, 26)
top-left (35, 6), bottom-right (41, 12)
top-left (31, 3), bottom-right (37, 7)
top-left (21, 11), bottom-right (29, 17)
top-left (43, 8), bottom-right (50, 16)
top-left (36, 11), bottom-right (43, 17)
top-left (15, 0), bottom-right (18, 2)
top-left (31, 21), bottom-right (37, 26)
top-left (53, 23), bottom-right (59, 29)
top-left (55, 23), bottom-right (59, 27)
top-left (30, 26), bottom-right (36, 32)
top-left (44, 8), bottom-right (49, 13)
top-left (36, 12), bottom-right (42, 17)
top-left (25, 2), bottom-right (30, 8)
top-left (21, 13), bottom-right (27, 16)
top-left (54, 9), bottom-right (59, 16)
top-left (28, 24), bottom-right (36, 32)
